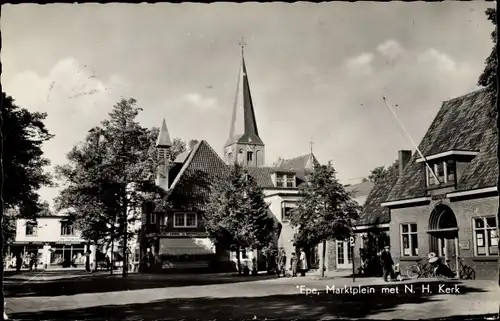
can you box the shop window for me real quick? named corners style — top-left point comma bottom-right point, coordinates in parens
top-left (473, 216), bottom-right (498, 256)
top-left (400, 223), bottom-right (418, 256)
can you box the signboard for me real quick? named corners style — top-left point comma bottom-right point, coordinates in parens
top-left (147, 232), bottom-right (209, 238)
top-left (159, 238), bottom-right (215, 255)
top-left (431, 194), bottom-right (447, 201)
top-left (459, 240), bottom-right (470, 250)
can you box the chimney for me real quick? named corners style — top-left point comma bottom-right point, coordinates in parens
top-left (398, 150), bottom-right (412, 177)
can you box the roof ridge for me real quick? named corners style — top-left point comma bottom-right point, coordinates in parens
top-left (443, 87), bottom-right (488, 104)
top-left (167, 140), bottom-right (203, 194)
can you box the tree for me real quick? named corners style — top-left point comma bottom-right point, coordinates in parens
top-left (55, 98), bottom-right (161, 276)
top-left (1, 92), bottom-right (54, 215)
top-left (1, 92), bottom-right (54, 266)
top-left (290, 162), bottom-right (361, 278)
top-left (477, 8), bottom-right (497, 104)
top-left (367, 166), bottom-right (387, 183)
top-left (204, 164), bottom-right (275, 275)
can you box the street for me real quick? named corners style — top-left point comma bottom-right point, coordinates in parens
top-left (4, 270), bottom-right (499, 320)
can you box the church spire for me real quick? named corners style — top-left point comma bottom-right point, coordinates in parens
top-left (225, 38), bottom-right (264, 148)
top-left (156, 118), bottom-right (172, 147)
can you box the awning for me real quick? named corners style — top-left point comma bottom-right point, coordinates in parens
top-left (159, 238), bottom-right (215, 255)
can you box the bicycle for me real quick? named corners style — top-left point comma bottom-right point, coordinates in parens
top-left (457, 258), bottom-right (476, 280)
top-left (406, 258), bottom-right (435, 279)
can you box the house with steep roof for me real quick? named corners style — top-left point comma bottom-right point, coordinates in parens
top-left (380, 88), bottom-right (498, 279)
top-left (140, 47), bottom-right (320, 271)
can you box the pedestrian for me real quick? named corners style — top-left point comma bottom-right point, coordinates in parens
top-left (380, 245), bottom-right (396, 282)
top-left (28, 253), bottom-right (35, 271)
top-left (299, 249), bottom-right (308, 277)
top-left (290, 252), bottom-right (298, 277)
top-left (276, 248), bottom-right (286, 277)
top-left (15, 254), bottom-right (22, 273)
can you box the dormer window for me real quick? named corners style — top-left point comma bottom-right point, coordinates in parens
top-left (426, 159), bottom-right (456, 187)
top-left (275, 173), bottom-right (296, 188)
top-left (276, 175), bottom-right (285, 187)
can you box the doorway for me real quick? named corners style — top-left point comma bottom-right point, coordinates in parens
top-left (428, 204), bottom-right (459, 273)
top-left (336, 240), bottom-right (352, 270)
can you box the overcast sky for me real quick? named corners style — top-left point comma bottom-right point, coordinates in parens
top-left (2, 2), bottom-right (495, 209)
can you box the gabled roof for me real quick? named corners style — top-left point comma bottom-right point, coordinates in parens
top-left (155, 140), bottom-right (228, 212)
top-left (277, 153), bottom-right (319, 181)
top-left (345, 181), bottom-right (375, 201)
top-left (225, 53), bottom-right (264, 147)
top-left (387, 88), bottom-right (497, 202)
top-left (357, 162), bottom-right (399, 226)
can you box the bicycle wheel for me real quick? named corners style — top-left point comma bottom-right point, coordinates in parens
top-left (465, 266), bottom-right (476, 280)
top-left (407, 264), bottom-right (420, 279)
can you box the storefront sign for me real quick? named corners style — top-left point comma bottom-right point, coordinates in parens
top-left (149, 232), bottom-right (209, 238)
top-left (459, 240), bottom-right (470, 250)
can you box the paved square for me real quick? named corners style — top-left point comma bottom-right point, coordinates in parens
top-left (4, 271), bottom-right (499, 320)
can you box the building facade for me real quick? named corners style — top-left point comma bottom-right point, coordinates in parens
top-left (325, 180), bottom-right (374, 272)
top-left (140, 48), bottom-right (320, 272)
top-left (381, 89), bottom-right (498, 279)
top-left (6, 214), bottom-right (95, 270)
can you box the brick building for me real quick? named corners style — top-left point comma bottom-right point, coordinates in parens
top-left (381, 88), bottom-right (498, 279)
top-left (324, 180), bottom-right (374, 272)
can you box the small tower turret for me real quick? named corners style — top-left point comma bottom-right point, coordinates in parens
top-left (156, 118), bottom-right (172, 191)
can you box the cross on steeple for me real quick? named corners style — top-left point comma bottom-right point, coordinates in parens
top-left (309, 137), bottom-right (314, 154)
top-left (239, 37), bottom-right (247, 55)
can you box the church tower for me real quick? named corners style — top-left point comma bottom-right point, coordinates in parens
top-left (155, 118), bottom-right (172, 191)
top-left (224, 41), bottom-right (265, 167)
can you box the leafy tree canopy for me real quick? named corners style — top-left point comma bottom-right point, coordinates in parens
top-left (55, 98), bottom-right (162, 261)
top-left (204, 164), bottom-right (276, 253)
top-left (290, 162), bottom-right (361, 247)
top-left (2, 92), bottom-right (54, 216)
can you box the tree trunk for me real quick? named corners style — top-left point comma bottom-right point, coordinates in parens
top-left (319, 240), bottom-right (327, 278)
top-left (93, 238), bottom-right (99, 272)
top-left (236, 247), bottom-right (242, 276)
top-left (122, 199), bottom-right (128, 277)
top-left (110, 238), bottom-right (114, 275)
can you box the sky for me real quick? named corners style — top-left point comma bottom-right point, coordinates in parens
top-left (1, 2), bottom-right (495, 209)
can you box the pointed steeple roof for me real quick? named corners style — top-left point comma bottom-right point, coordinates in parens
top-left (156, 118), bottom-right (172, 147)
top-left (226, 46), bottom-right (264, 147)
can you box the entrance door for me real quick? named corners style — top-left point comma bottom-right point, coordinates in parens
top-left (437, 234), bottom-right (458, 271)
top-left (336, 240), bottom-right (352, 269)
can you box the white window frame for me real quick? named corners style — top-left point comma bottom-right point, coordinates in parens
top-left (400, 223), bottom-right (418, 257)
top-left (473, 216), bottom-right (498, 257)
top-left (60, 222), bottom-right (75, 236)
top-left (285, 174), bottom-right (295, 188)
top-left (282, 202), bottom-right (297, 222)
top-left (150, 213), bottom-right (157, 224)
top-left (426, 160), bottom-right (456, 187)
top-left (173, 212), bottom-right (198, 228)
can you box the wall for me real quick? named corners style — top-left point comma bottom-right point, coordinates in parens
top-left (390, 195), bottom-right (498, 279)
top-left (15, 217), bottom-right (84, 243)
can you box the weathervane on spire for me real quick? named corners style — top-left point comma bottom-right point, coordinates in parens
top-left (239, 37), bottom-right (247, 56)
